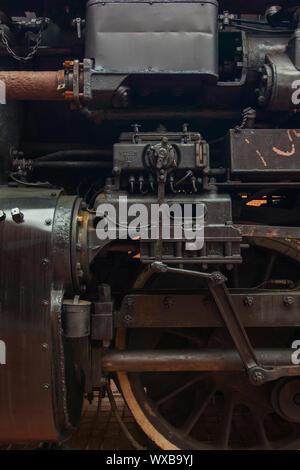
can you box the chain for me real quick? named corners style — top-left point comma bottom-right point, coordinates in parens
top-left (235, 107), bottom-right (256, 131)
top-left (0, 24), bottom-right (44, 61)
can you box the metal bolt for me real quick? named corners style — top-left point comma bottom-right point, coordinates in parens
top-left (251, 370), bottom-right (264, 384)
top-left (123, 314), bottom-right (133, 324)
top-left (41, 343), bottom-right (49, 351)
top-left (283, 296), bottom-right (294, 306)
top-left (258, 95), bottom-right (266, 105)
top-left (11, 207), bottom-right (24, 223)
top-left (244, 296), bottom-right (254, 307)
top-left (164, 296), bottom-right (174, 308)
top-left (41, 258), bottom-right (50, 266)
top-left (51, 192), bottom-right (57, 197)
top-left (81, 201), bottom-right (88, 210)
top-left (43, 383), bottom-right (50, 390)
top-left (45, 218), bottom-right (52, 226)
top-left (0, 210), bottom-right (6, 221)
top-left (113, 166), bottom-right (121, 176)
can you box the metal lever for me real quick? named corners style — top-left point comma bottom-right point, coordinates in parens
top-left (151, 262), bottom-right (300, 385)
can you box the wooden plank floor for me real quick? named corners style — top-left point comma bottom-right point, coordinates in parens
top-left (0, 383), bottom-right (149, 451)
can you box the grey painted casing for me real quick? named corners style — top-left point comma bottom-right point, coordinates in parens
top-left (85, 0), bottom-right (218, 80)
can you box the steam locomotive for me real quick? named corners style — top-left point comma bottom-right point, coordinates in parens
top-left (0, 0), bottom-right (300, 450)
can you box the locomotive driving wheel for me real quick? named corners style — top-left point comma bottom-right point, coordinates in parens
top-left (115, 238), bottom-right (300, 450)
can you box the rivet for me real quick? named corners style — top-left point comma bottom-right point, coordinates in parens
top-left (283, 296), bottom-right (294, 306)
top-left (123, 314), bottom-right (133, 324)
top-left (244, 296), bottom-right (254, 307)
top-left (11, 207), bottom-right (24, 223)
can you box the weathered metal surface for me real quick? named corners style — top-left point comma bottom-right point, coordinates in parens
top-left (84, 108), bottom-right (242, 121)
top-left (63, 300), bottom-right (91, 338)
top-left (0, 188), bottom-right (83, 441)
top-left (86, 0), bottom-right (218, 78)
top-left (102, 349), bottom-right (294, 372)
top-left (0, 71), bottom-right (63, 101)
top-left (236, 224), bottom-right (300, 239)
top-left (117, 292), bottom-right (300, 328)
top-left (230, 129), bottom-right (300, 177)
top-left (0, 188), bottom-right (60, 440)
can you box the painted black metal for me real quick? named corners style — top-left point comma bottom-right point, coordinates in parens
top-left (63, 299), bottom-right (91, 338)
top-left (229, 129), bottom-right (300, 178)
top-left (117, 291), bottom-right (300, 328)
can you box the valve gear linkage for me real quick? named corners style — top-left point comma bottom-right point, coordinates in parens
top-left (151, 261), bottom-right (300, 386)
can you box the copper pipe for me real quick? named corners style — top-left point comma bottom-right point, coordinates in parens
top-left (0, 71), bottom-right (64, 101)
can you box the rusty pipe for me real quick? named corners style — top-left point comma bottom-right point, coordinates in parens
top-left (0, 71), bottom-right (64, 101)
top-left (102, 349), bottom-right (294, 372)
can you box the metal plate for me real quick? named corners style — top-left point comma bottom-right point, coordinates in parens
top-left (85, 0), bottom-right (218, 79)
top-left (0, 188), bottom-right (80, 441)
top-left (230, 129), bottom-right (300, 178)
top-left (0, 188), bottom-right (59, 440)
top-left (117, 292), bottom-right (300, 328)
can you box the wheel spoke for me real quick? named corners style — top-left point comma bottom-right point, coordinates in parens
top-left (254, 414), bottom-right (272, 450)
top-left (182, 386), bottom-right (217, 435)
top-left (165, 329), bottom-right (206, 347)
top-left (156, 374), bottom-right (208, 407)
top-left (220, 394), bottom-right (235, 449)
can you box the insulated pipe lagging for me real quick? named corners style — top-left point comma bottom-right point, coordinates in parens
top-left (0, 71), bottom-right (64, 101)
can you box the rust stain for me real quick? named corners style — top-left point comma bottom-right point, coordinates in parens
top-left (0, 71), bottom-right (64, 101)
top-left (256, 150), bottom-right (267, 167)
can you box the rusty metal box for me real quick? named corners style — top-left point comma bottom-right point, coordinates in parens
top-left (229, 129), bottom-right (300, 179)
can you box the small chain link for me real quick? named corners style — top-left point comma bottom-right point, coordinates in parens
top-left (0, 24), bottom-right (44, 62)
top-left (235, 107), bottom-right (255, 131)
